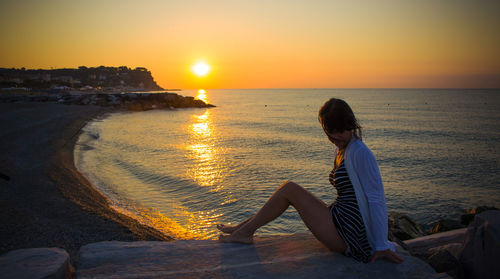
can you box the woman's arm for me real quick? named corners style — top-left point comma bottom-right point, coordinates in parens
top-left (354, 146), bottom-right (404, 263)
top-left (353, 147), bottom-right (392, 251)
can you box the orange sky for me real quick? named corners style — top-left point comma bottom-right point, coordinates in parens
top-left (1, 0), bottom-right (499, 89)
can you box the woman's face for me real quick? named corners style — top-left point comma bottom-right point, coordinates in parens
top-left (326, 130), bottom-right (353, 149)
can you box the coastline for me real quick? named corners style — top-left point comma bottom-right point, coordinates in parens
top-left (0, 102), bottom-right (172, 266)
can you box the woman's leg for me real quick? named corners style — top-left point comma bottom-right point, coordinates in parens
top-left (218, 180), bottom-right (347, 253)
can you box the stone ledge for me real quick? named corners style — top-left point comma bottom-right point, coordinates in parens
top-left (0, 248), bottom-right (72, 279)
top-left (77, 234), bottom-right (440, 279)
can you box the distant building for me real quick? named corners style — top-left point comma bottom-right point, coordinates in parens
top-left (80, 85), bottom-right (93, 90)
top-left (53, 76), bottom-right (73, 83)
top-left (10, 78), bottom-right (23, 84)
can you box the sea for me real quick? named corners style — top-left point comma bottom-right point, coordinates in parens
top-left (74, 89), bottom-right (500, 240)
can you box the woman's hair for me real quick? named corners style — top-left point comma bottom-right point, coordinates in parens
top-left (318, 98), bottom-right (362, 140)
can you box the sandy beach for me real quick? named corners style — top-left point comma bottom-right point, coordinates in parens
top-left (0, 102), bottom-right (171, 265)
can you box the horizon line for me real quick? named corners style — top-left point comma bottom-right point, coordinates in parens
top-left (182, 87), bottom-right (500, 90)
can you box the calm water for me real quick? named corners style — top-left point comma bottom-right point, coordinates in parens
top-left (75, 89), bottom-right (500, 239)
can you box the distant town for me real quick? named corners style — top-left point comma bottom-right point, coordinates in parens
top-left (0, 66), bottom-right (169, 94)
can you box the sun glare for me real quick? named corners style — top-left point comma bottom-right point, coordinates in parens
top-left (192, 62), bottom-right (211, 77)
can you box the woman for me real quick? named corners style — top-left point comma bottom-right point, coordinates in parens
top-left (218, 98), bottom-right (403, 264)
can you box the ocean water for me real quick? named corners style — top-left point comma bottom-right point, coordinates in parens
top-left (75, 89), bottom-right (500, 239)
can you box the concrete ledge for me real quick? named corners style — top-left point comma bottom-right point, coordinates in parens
top-left (0, 248), bottom-right (72, 279)
top-left (77, 234), bottom-right (439, 278)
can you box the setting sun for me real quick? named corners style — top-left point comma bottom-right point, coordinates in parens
top-left (192, 62), bottom-right (211, 77)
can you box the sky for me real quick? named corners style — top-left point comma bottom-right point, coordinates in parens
top-left (1, 0), bottom-right (499, 89)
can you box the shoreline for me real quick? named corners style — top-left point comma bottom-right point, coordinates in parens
top-left (0, 102), bottom-right (172, 266)
top-left (50, 106), bottom-right (171, 242)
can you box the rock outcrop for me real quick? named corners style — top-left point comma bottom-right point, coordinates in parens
top-left (0, 248), bottom-right (73, 279)
top-left (404, 228), bottom-right (467, 277)
top-left (76, 234), bottom-right (440, 279)
top-left (428, 219), bottom-right (465, 235)
top-left (460, 206), bottom-right (498, 226)
top-left (388, 212), bottom-right (425, 241)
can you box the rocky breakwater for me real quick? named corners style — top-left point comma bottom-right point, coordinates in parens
top-left (388, 207), bottom-right (499, 278)
top-left (0, 92), bottom-right (215, 110)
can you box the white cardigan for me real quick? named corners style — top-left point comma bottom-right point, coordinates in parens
top-left (338, 136), bottom-right (395, 252)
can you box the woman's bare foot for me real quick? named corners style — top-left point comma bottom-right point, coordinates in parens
top-left (216, 218), bottom-right (252, 234)
top-left (216, 224), bottom-right (238, 234)
top-left (218, 232), bottom-right (254, 244)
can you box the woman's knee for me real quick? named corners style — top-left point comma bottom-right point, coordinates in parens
top-left (277, 180), bottom-right (302, 194)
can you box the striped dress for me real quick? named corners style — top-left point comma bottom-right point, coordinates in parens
top-left (329, 159), bottom-right (372, 263)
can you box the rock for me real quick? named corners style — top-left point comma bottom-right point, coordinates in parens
top-left (47, 95), bottom-right (59, 102)
top-left (77, 234), bottom-right (439, 279)
top-left (388, 212), bottom-right (425, 240)
top-left (428, 219), bottom-right (465, 234)
top-left (460, 206), bottom-right (499, 226)
top-left (403, 228), bottom-right (467, 259)
top-left (459, 214), bottom-right (475, 227)
top-left (427, 249), bottom-right (459, 274)
top-left (163, 93), bottom-right (177, 101)
top-left (0, 172), bottom-right (10, 181)
top-left (0, 248), bottom-right (73, 279)
top-left (107, 94), bottom-right (121, 105)
top-left (458, 210), bottom-right (500, 279)
top-left (427, 243), bottom-right (463, 260)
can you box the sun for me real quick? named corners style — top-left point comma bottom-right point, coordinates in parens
top-left (192, 61), bottom-right (211, 77)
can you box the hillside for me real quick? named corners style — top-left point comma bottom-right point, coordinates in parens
top-left (0, 66), bottom-right (163, 91)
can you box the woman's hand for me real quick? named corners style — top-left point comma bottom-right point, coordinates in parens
top-left (370, 249), bottom-right (404, 264)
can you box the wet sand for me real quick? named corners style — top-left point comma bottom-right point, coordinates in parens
top-left (0, 102), bottom-right (172, 265)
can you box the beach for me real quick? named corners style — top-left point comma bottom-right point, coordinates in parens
top-left (0, 102), bottom-right (172, 265)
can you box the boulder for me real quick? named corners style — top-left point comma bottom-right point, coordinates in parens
top-left (458, 210), bottom-right (500, 279)
top-left (403, 228), bottom-right (467, 258)
top-left (427, 249), bottom-right (459, 275)
top-left (428, 219), bottom-right (464, 234)
top-left (427, 243), bottom-right (463, 260)
top-left (388, 212), bottom-right (425, 240)
top-left (77, 234), bottom-right (440, 279)
top-left (81, 97), bottom-right (90, 105)
top-left (460, 206), bottom-right (499, 226)
top-left (0, 248), bottom-right (73, 279)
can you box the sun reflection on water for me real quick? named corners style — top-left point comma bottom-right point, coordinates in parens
top-left (183, 107), bottom-right (233, 238)
top-left (186, 110), bottom-right (223, 188)
top-left (196, 89), bottom-right (208, 103)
